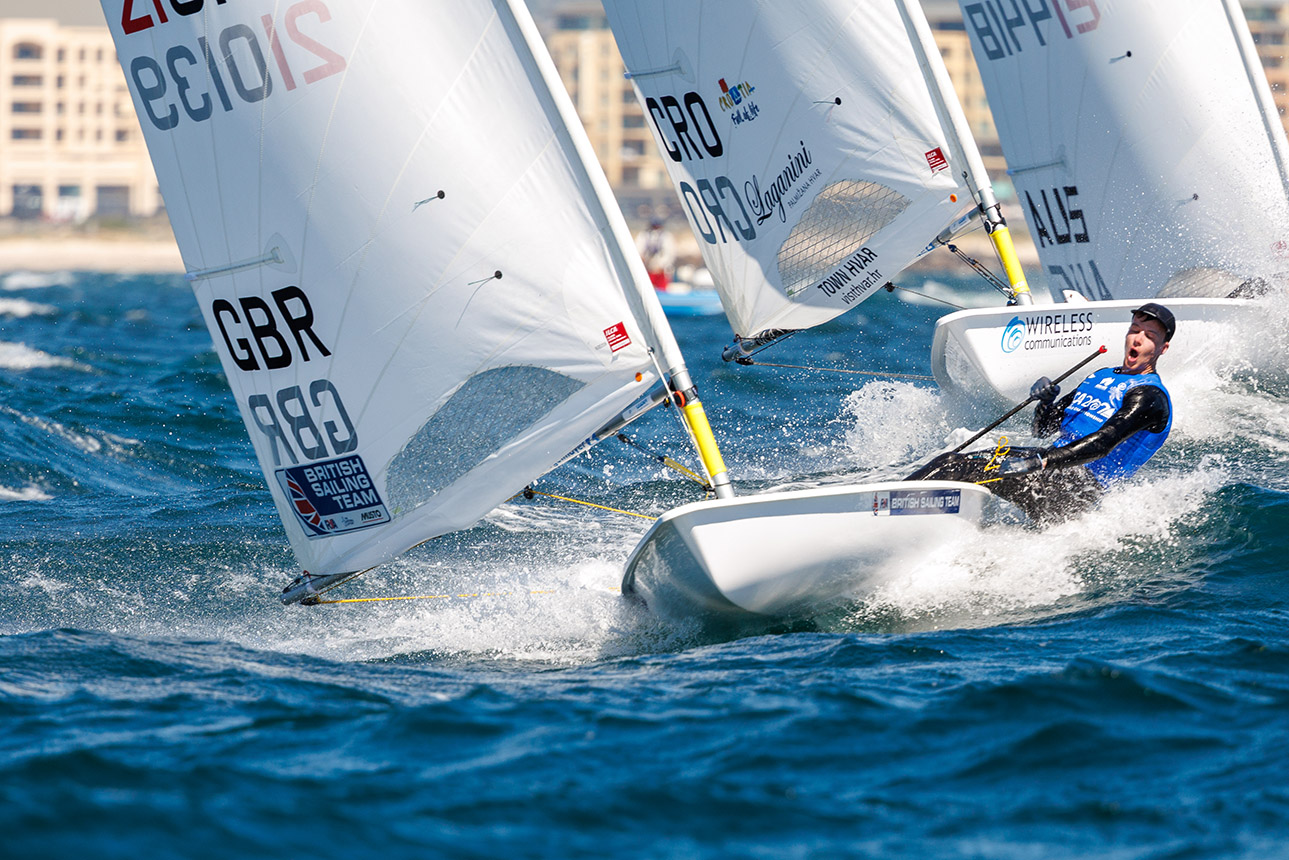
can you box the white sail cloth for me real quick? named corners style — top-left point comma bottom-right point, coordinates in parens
top-left (103, 0), bottom-right (664, 577)
top-left (959, 0), bottom-right (1289, 299)
top-left (602, 0), bottom-right (974, 338)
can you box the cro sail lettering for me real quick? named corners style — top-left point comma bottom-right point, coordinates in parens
top-left (645, 92), bottom-right (724, 162)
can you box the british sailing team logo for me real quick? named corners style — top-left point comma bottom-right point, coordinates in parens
top-left (1001, 315), bottom-right (1026, 353)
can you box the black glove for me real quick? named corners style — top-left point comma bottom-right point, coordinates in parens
top-left (1030, 376), bottom-right (1060, 404)
top-left (991, 449), bottom-right (1047, 476)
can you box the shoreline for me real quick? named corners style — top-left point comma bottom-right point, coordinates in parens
top-left (0, 231), bottom-right (1038, 277)
top-left (0, 237), bottom-right (185, 274)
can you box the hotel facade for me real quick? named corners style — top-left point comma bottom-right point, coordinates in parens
top-left (3, 2), bottom-right (1289, 219)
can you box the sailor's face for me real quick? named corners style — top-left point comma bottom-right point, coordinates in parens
top-left (1121, 315), bottom-right (1168, 373)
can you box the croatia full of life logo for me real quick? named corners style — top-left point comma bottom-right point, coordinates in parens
top-left (718, 78), bottom-right (760, 126)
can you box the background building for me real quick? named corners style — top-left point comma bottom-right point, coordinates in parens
top-left (0, 2), bottom-right (159, 220)
top-left (543, 2), bottom-right (679, 219)
top-left (2, 1), bottom-right (1289, 221)
top-left (1245, 0), bottom-right (1289, 117)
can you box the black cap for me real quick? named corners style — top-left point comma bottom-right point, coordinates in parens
top-left (1131, 302), bottom-right (1176, 342)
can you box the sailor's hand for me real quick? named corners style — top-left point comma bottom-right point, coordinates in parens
top-left (992, 449), bottom-right (1047, 476)
top-left (1030, 376), bottom-right (1060, 404)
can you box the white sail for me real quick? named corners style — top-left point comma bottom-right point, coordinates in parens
top-left (602, 0), bottom-right (976, 338)
top-left (959, 0), bottom-right (1289, 299)
top-left (101, 0), bottom-right (677, 579)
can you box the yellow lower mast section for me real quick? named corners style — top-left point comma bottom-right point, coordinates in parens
top-left (679, 397), bottom-right (733, 499)
top-left (987, 223), bottom-right (1033, 305)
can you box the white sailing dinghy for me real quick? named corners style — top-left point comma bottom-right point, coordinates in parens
top-left (602, 0), bottom-right (1028, 619)
top-left (99, 0), bottom-right (741, 605)
top-left (933, 0), bottom-right (1289, 404)
top-left (101, 0), bottom-right (989, 621)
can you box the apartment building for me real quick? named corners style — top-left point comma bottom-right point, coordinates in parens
top-left (3, 2), bottom-right (1288, 219)
top-left (1245, 0), bottom-right (1289, 119)
top-left (543, 3), bottom-right (677, 217)
top-left (0, 13), bottom-right (160, 220)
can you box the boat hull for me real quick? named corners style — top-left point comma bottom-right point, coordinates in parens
top-left (931, 297), bottom-right (1260, 407)
top-left (622, 480), bottom-right (993, 621)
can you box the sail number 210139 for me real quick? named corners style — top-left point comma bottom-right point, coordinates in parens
top-left (125, 0), bottom-right (345, 131)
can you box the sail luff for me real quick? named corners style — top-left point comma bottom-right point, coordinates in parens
top-left (499, 0), bottom-right (733, 499)
top-left (893, 0), bottom-right (1031, 305)
top-left (1220, 0), bottom-right (1289, 200)
top-left (497, 0), bottom-right (681, 380)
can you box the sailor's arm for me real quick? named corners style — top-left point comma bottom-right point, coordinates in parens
top-left (1040, 385), bottom-right (1170, 470)
top-left (1032, 386), bottom-right (1073, 437)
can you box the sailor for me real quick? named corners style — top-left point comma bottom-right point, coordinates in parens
top-left (908, 303), bottom-right (1176, 522)
top-left (635, 217), bottom-right (677, 291)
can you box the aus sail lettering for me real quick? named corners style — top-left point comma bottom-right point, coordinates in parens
top-left (1025, 186), bottom-right (1089, 248)
top-left (125, 0), bottom-right (347, 131)
top-left (965, 0), bottom-right (1101, 61)
top-left (1048, 261), bottom-right (1113, 301)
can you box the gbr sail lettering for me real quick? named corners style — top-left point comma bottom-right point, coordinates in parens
top-left (211, 285), bottom-right (359, 466)
top-left (964, 0), bottom-right (1100, 61)
top-left (125, 0), bottom-right (346, 131)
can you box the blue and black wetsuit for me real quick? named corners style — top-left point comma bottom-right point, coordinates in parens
top-left (908, 368), bottom-right (1172, 522)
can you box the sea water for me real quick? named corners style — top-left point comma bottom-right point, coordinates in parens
top-left (1, 270), bottom-right (1287, 859)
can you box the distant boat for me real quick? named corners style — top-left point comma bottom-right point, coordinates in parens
top-left (932, 0), bottom-right (1288, 404)
top-left (656, 287), bottom-right (725, 317)
top-left (655, 267), bottom-right (724, 317)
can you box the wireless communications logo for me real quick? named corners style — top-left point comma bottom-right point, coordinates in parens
top-left (1001, 316), bottom-right (1026, 353)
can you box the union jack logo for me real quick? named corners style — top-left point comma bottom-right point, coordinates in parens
top-left (286, 477), bottom-right (325, 530)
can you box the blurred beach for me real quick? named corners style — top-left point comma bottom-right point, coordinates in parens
top-left (0, 217), bottom-right (182, 273)
top-left (0, 217), bottom-right (1035, 276)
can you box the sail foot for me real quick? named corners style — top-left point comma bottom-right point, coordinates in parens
top-left (722, 330), bottom-right (796, 363)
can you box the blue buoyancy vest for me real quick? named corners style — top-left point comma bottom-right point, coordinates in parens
top-left (1053, 367), bottom-right (1172, 486)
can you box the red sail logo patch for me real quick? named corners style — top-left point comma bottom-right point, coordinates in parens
top-left (604, 322), bottom-right (631, 352)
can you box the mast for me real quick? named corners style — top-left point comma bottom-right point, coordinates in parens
top-left (503, 0), bottom-right (733, 498)
top-left (1221, 0), bottom-right (1289, 199)
top-left (894, 0), bottom-right (1032, 305)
